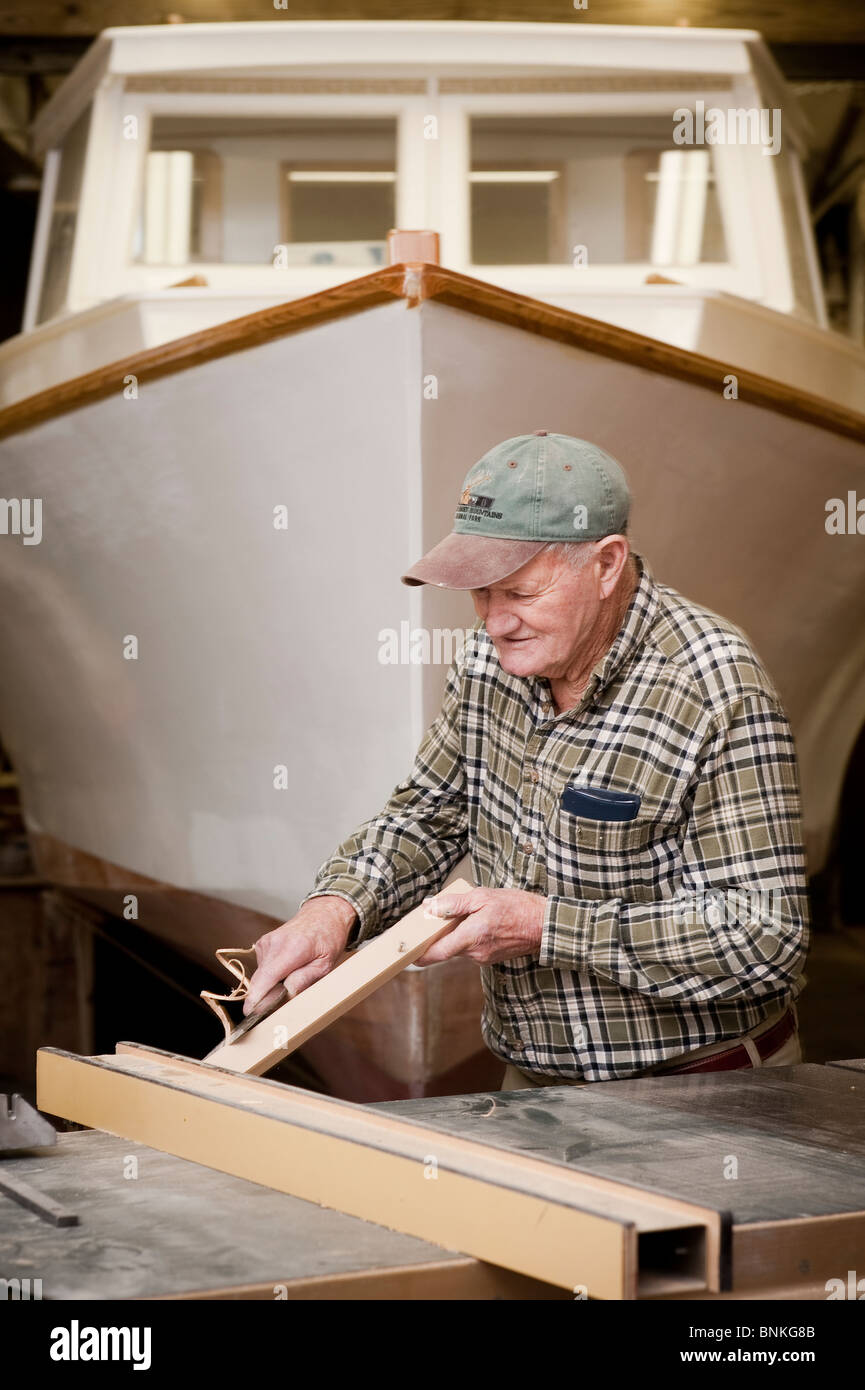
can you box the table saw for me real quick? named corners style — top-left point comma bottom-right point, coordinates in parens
top-left (3, 1054), bottom-right (863, 1300)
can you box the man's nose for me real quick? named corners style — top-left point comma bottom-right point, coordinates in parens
top-left (485, 601), bottom-right (521, 638)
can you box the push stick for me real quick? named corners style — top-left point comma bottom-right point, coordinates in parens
top-left (204, 879), bottom-right (473, 1076)
top-left (0, 1171), bottom-right (79, 1227)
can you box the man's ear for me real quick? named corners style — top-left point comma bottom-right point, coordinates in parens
top-left (596, 535), bottom-right (630, 596)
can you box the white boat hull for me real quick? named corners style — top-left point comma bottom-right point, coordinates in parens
top-left (0, 266), bottom-right (863, 1092)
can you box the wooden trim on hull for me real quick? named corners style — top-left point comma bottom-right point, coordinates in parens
top-left (1, 263), bottom-right (863, 444)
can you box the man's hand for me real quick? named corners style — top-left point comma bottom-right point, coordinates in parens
top-left (243, 896), bottom-right (357, 1015)
top-left (415, 887), bottom-right (546, 966)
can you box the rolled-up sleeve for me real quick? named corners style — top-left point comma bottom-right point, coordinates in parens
top-left (539, 692), bottom-right (810, 1004)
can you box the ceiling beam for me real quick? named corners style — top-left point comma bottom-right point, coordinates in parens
top-left (0, 3), bottom-right (863, 45)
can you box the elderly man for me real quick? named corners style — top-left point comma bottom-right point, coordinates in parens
top-left (246, 431), bottom-right (808, 1087)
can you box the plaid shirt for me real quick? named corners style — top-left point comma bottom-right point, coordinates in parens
top-left (306, 554), bottom-right (809, 1081)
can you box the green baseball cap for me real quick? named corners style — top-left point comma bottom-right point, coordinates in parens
top-left (401, 431), bottom-right (631, 588)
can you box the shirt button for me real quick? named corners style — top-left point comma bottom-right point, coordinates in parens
top-left (522, 841), bottom-right (535, 854)
top-left (512, 1038), bottom-right (525, 1052)
top-left (529, 769), bottom-right (540, 784)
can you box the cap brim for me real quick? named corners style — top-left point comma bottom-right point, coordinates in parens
top-left (401, 534), bottom-right (547, 588)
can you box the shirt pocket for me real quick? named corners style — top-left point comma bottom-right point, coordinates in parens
top-left (564, 816), bottom-right (656, 852)
top-left (547, 806), bottom-right (677, 900)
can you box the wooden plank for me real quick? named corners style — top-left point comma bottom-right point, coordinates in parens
top-left (36, 1046), bottom-right (729, 1297)
top-left (203, 879), bottom-right (474, 1075)
top-left (0, 1170), bottom-right (79, 1227)
top-left (730, 1212), bottom-right (865, 1299)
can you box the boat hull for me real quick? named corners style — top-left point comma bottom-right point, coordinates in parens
top-left (1, 266), bottom-right (863, 1096)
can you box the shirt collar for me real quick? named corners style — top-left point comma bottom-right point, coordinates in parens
top-left (589, 551), bottom-right (659, 698)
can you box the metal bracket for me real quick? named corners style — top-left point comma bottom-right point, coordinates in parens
top-left (0, 1093), bottom-right (57, 1152)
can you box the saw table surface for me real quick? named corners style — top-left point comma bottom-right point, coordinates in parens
top-left (377, 1063), bottom-right (865, 1225)
top-left (0, 1129), bottom-right (535, 1300)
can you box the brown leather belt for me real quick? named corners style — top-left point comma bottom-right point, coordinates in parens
top-left (654, 1007), bottom-right (796, 1075)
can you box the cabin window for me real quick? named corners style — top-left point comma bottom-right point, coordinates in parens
top-left (469, 115), bottom-right (728, 268)
top-left (37, 103), bottom-right (92, 323)
top-left (134, 116), bottom-right (397, 267)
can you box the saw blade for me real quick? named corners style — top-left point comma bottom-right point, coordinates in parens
top-left (206, 985), bottom-right (290, 1055)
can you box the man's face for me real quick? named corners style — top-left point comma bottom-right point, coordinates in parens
top-left (470, 545), bottom-right (616, 681)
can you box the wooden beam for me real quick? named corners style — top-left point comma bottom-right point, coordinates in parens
top-left (36, 1044), bottom-right (729, 1298)
top-left (2, 5), bottom-right (865, 46)
top-left (203, 879), bottom-right (473, 1075)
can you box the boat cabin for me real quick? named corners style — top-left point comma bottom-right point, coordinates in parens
top-left (25, 21), bottom-right (823, 331)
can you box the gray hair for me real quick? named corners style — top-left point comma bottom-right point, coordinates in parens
top-left (547, 528), bottom-right (636, 578)
top-left (542, 540), bottom-right (597, 572)
top-left (544, 528), bottom-right (630, 574)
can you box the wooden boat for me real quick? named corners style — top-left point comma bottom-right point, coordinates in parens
top-left (0, 21), bottom-right (863, 1099)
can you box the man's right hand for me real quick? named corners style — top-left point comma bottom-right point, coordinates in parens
top-left (242, 895), bottom-right (357, 1016)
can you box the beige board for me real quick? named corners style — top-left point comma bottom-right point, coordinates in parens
top-left (36, 1043), bottom-right (727, 1298)
top-left (205, 879), bottom-right (474, 1076)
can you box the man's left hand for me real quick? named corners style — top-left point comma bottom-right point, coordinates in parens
top-left (415, 886), bottom-right (546, 965)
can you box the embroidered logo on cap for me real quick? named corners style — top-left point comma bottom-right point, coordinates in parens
top-left (459, 471), bottom-right (492, 506)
